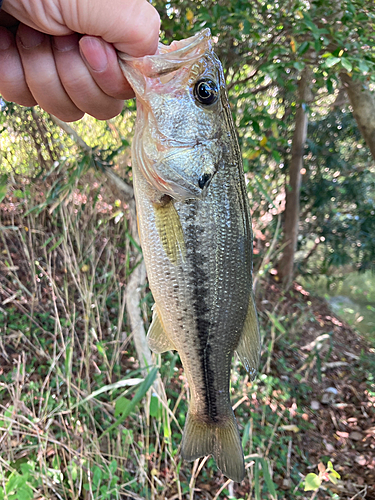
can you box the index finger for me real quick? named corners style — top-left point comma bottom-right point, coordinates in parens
top-left (62, 0), bottom-right (160, 56)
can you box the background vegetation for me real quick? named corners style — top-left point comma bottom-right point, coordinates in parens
top-left (1, 0), bottom-right (375, 499)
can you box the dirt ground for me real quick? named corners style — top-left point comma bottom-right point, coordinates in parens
top-left (258, 281), bottom-right (375, 499)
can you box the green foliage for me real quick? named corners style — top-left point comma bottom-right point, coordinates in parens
top-left (304, 461), bottom-right (340, 491)
top-left (102, 367), bottom-right (158, 437)
top-left (0, 174), bottom-right (7, 203)
top-left (301, 110), bottom-right (375, 273)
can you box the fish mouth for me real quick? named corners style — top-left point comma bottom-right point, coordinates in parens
top-left (118, 29), bottom-right (212, 80)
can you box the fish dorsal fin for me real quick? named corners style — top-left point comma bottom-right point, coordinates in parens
top-left (236, 293), bottom-right (261, 380)
top-left (147, 306), bottom-right (176, 354)
top-left (154, 198), bottom-right (186, 265)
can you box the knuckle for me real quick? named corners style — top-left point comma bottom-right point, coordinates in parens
top-left (59, 111), bottom-right (85, 122)
top-left (61, 72), bottom-right (89, 95)
top-left (0, 88), bottom-right (36, 107)
top-left (44, 103), bottom-right (84, 122)
top-left (91, 101), bottom-right (123, 120)
top-left (129, 3), bottom-right (160, 54)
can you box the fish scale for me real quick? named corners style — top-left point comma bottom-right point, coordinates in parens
top-left (119, 29), bottom-right (260, 483)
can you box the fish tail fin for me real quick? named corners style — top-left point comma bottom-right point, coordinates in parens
top-left (181, 411), bottom-right (245, 483)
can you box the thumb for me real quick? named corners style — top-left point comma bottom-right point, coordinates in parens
top-left (63, 0), bottom-right (160, 56)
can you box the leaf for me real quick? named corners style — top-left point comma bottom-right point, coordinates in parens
top-left (326, 78), bottom-right (334, 94)
top-left (18, 485), bottom-right (34, 500)
top-left (13, 189), bottom-right (25, 198)
top-left (149, 394), bottom-right (160, 418)
top-left (290, 37), bottom-right (297, 53)
top-left (260, 136), bottom-right (268, 147)
top-left (186, 8), bottom-right (194, 23)
top-left (358, 60), bottom-right (369, 73)
top-left (115, 397), bottom-right (131, 417)
top-left (100, 367), bottom-right (158, 438)
top-left (325, 56), bottom-right (341, 68)
top-left (92, 466), bottom-right (102, 486)
top-left (71, 374), bottom-right (145, 409)
top-left (327, 461), bottom-right (340, 479)
top-left (298, 41), bottom-right (310, 55)
top-left (328, 473), bottom-right (339, 484)
top-left (243, 20), bottom-right (251, 35)
top-left (65, 345), bottom-right (72, 376)
top-left (293, 61), bottom-right (305, 71)
top-left (109, 460), bottom-right (117, 475)
top-left (0, 174), bottom-right (8, 204)
top-left (259, 458), bottom-right (277, 499)
top-left (48, 235), bottom-right (64, 252)
top-left (280, 424), bottom-right (300, 433)
top-left (266, 311), bottom-right (286, 334)
top-left (242, 421), bottom-right (251, 448)
top-left (254, 460), bottom-right (260, 500)
top-left (272, 150), bottom-right (281, 163)
top-left (271, 122), bottom-right (279, 139)
top-left (252, 120), bottom-right (260, 134)
top-left (67, 462), bottom-right (78, 481)
top-left (318, 462), bottom-right (326, 474)
top-left (303, 19), bottom-right (318, 34)
top-left (248, 150), bottom-right (261, 160)
top-left (304, 473), bottom-right (321, 491)
top-left (341, 57), bottom-right (352, 72)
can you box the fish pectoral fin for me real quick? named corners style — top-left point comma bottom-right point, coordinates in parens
top-left (147, 307), bottom-right (176, 354)
top-left (154, 199), bottom-right (186, 265)
top-left (236, 293), bottom-right (261, 380)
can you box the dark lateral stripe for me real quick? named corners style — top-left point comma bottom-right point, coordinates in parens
top-left (184, 202), bottom-right (219, 422)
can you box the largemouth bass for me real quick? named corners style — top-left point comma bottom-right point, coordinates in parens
top-left (119, 29), bottom-right (260, 483)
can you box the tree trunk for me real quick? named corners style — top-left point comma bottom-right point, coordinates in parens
top-left (340, 73), bottom-right (375, 161)
top-left (278, 69), bottom-right (312, 288)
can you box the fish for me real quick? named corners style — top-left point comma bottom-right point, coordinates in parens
top-left (118, 29), bottom-right (260, 483)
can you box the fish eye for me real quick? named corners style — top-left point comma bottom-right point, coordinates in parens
top-left (193, 79), bottom-right (219, 106)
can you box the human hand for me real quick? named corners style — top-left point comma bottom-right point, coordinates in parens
top-left (0, 0), bottom-right (160, 121)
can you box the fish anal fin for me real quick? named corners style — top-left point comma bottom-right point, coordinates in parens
top-left (181, 411), bottom-right (245, 483)
top-left (147, 307), bottom-right (175, 354)
top-left (236, 293), bottom-right (261, 380)
top-left (154, 198), bottom-right (186, 265)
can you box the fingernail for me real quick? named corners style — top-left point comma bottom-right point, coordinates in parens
top-left (0, 27), bottom-right (12, 51)
top-left (79, 37), bottom-right (108, 72)
top-left (18, 25), bottom-right (45, 49)
top-left (53, 33), bottom-right (80, 52)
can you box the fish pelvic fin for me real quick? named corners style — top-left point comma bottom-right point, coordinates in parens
top-left (181, 412), bottom-right (245, 483)
top-left (236, 292), bottom-right (261, 380)
top-left (147, 306), bottom-right (176, 354)
top-left (154, 198), bottom-right (186, 265)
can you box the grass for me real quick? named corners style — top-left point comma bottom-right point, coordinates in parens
top-left (1, 177), bottom-right (374, 500)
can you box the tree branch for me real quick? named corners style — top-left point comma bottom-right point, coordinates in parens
top-left (49, 114), bottom-right (134, 202)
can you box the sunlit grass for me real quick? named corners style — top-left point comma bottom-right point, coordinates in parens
top-left (300, 271), bottom-right (375, 341)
